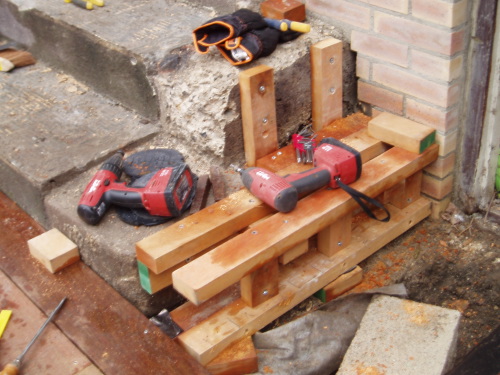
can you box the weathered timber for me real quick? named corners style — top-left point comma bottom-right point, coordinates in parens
top-left (175, 198), bottom-right (432, 364)
top-left (172, 144), bottom-right (438, 305)
top-left (239, 65), bottom-right (278, 166)
top-left (311, 38), bottom-right (343, 131)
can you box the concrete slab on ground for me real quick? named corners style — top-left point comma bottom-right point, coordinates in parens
top-left (338, 294), bottom-right (461, 375)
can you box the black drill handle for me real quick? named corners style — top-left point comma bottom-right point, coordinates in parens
top-left (284, 167), bottom-right (331, 197)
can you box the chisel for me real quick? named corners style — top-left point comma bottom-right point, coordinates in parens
top-left (0, 298), bottom-right (67, 375)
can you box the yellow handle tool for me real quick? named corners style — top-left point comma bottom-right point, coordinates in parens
top-left (64, 0), bottom-right (93, 10)
top-left (264, 18), bottom-right (311, 33)
top-left (0, 298), bottom-right (67, 375)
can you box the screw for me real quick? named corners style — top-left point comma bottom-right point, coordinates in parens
top-left (329, 57), bottom-right (335, 64)
top-left (337, 241), bottom-right (343, 246)
top-left (262, 117), bottom-right (268, 124)
top-left (262, 290), bottom-right (269, 296)
top-left (330, 87), bottom-right (337, 94)
top-left (259, 85), bottom-right (266, 93)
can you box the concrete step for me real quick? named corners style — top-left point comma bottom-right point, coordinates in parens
top-left (0, 0), bottom-right (214, 120)
top-left (0, 60), bottom-right (159, 226)
top-left (0, 0), bottom-right (346, 314)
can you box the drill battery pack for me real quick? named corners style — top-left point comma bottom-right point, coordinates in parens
top-left (315, 137), bottom-right (362, 188)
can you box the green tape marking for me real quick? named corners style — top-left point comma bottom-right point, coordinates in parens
top-left (137, 261), bottom-right (153, 294)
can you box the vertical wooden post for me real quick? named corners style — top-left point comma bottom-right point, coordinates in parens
top-left (239, 65), bottom-right (279, 166)
top-left (383, 171), bottom-right (423, 209)
top-left (311, 38), bottom-right (343, 131)
top-left (240, 258), bottom-right (279, 307)
top-left (317, 211), bottom-right (352, 257)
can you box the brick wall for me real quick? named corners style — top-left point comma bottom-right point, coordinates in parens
top-left (306, 0), bottom-right (469, 214)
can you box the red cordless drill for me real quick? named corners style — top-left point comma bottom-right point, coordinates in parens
top-left (77, 151), bottom-right (196, 225)
top-left (233, 165), bottom-right (299, 213)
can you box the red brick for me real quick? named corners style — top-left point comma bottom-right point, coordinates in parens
top-left (352, 31), bottom-right (408, 67)
top-left (406, 98), bottom-right (459, 132)
top-left (358, 81), bottom-right (404, 114)
top-left (356, 56), bottom-right (370, 80)
top-left (412, 0), bottom-right (468, 28)
top-left (411, 50), bottom-right (464, 82)
top-left (306, 0), bottom-right (371, 29)
top-left (374, 12), bottom-right (466, 55)
top-left (424, 152), bottom-right (456, 179)
top-left (356, 0), bottom-right (409, 14)
top-left (373, 64), bottom-right (460, 108)
top-left (422, 173), bottom-right (454, 199)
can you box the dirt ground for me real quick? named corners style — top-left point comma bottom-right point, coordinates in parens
top-left (357, 200), bottom-right (500, 361)
top-left (265, 199), bottom-right (500, 364)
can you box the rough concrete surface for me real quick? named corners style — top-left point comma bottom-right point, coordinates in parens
top-left (0, 61), bottom-right (158, 226)
top-left (337, 294), bottom-right (461, 375)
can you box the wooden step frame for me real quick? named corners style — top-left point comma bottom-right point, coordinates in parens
top-left (135, 37), bottom-right (439, 369)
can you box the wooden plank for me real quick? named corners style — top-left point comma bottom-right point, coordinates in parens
top-left (210, 166), bottom-right (227, 202)
top-left (0, 271), bottom-right (93, 375)
top-left (136, 190), bottom-right (273, 274)
top-left (239, 65), bottom-right (278, 166)
top-left (136, 126), bottom-right (385, 276)
top-left (240, 258), bottom-right (280, 307)
top-left (189, 174), bottom-right (211, 214)
top-left (279, 240), bottom-right (309, 265)
top-left (0, 192), bottom-right (209, 375)
top-left (368, 112), bottom-right (436, 154)
top-left (176, 198), bottom-right (432, 364)
top-left (172, 145), bottom-right (439, 305)
top-left (316, 266), bottom-right (363, 303)
top-left (205, 336), bottom-right (259, 375)
top-left (311, 38), bottom-right (343, 131)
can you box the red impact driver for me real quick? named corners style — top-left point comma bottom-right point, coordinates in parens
top-left (233, 165), bottom-right (299, 213)
top-left (78, 151), bottom-right (196, 225)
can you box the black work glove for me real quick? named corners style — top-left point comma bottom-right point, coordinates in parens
top-left (216, 27), bottom-right (281, 65)
top-left (193, 9), bottom-right (267, 54)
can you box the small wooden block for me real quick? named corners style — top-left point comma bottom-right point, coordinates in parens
top-left (383, 171), bottom-right (423, 209)
top-left (241, 259), bottom-right (279, 307)
top-left (206, 336), bottom-right (259, 375)
top-left (27, 228), bottom-right (80, 273)
top-left (239, 65), bottom-right (278, 166)
top-left (311, 38), bottom-right (343, 131)
top-left (317, 211), bottom-right (352, 257)
top-left (260, 0), bottom-right (306, 21)
top-left (316, 266), bottom-right (363, 302)
top-left (368, 112), bottom-right (436, 154)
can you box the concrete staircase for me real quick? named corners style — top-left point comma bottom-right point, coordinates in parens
top-left (0, 0), bottom-right (338, 315)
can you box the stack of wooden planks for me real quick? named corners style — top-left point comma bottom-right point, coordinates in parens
top-left (135, 37), bottom-right (438, 372)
